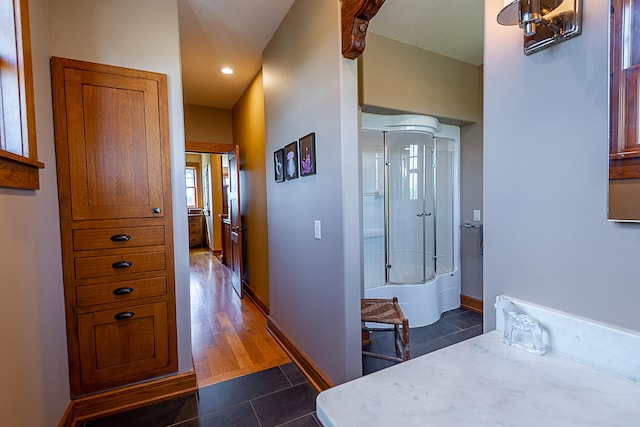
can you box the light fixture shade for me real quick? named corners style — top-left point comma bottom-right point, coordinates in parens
top-left (497, 0), bottom-right (582, 55)
top-left (497, 1), bottom-right (520, 26)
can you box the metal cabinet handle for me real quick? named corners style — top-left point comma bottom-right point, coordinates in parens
top-left (110, 234), bottom-right (131, 242)
top-left (112, 261), bottom-right (133, 269)
top-left (152, 207), bottom-right (161, 213)
top-left (416, 212), bottom-right (432, 217)
top-left (114, 311), bottom-right (135, 320)
top-left (112, 287), bottom-right (134, 295)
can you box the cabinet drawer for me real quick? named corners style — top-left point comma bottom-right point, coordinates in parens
top-left (75, 251), bottom-right (166, 279)
top-left (77, 302), bottom-right (173, 390)
top-left (73, 226), bottom-right (165, 251)
top-left (76, 276), bottom-right (167, 307)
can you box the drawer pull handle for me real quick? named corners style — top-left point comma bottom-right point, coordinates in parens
top-left (112, 261), bottom-right (133, 269)
top-left (114, 311), bottom-right (135, 320)
top-left (110, 234), bottom-right (132, 242)
top-left (112, 287), bottom-right (134, 296)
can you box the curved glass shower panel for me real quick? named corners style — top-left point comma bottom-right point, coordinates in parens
top-left (362, 129), bottom-right (386, 289)
top-left (435, 137), bottom-right (455, 275)
top-left (387, 131), bottom-right (435, 284)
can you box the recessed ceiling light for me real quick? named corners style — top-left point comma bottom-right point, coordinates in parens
top-left (220, 67), bottom-right (234, 75)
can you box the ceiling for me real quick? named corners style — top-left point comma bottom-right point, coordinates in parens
top-left (178, 0), bottom-right (484, 109)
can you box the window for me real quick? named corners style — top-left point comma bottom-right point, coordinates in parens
top-left (408, 144), bottom-right (419, 200)
top-left (0, 0), bottom-right (44, 190)
top-left (185, 166), bottom-right (198, 207)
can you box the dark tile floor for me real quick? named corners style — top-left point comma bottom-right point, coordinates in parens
top-left (81, 363), bottom-right (321, 427)
top-left (363, 307), bottom-right (483, 375)
top-left (82, 308), bottom-right (482, 426)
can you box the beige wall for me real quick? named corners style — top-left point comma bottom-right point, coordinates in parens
top-left (460, 65), bottom-right (484, 301)
top-left (0, 0), bottom-right (69, 425)
top-left (232, 71), bottom-right (270, 307)
top-left (484, 0), bottom-right (640, 332)
top-left (184, 104), bottom-right (233, 144)
top-left (0, 0), bottom-right (189, 425)
top-left (609, 179), bottom-right (640, 220)
top-left (264, 0), bottom-right (362, 383)
top-left (360, 33), bottom-right (480, 124)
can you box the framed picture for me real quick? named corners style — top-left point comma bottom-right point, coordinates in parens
top-left (284, 141), bottom-right (299, 180)
top-left (274, 148), bottom-right (285, 182)
top-left (299, 132), bottom-right (316, 177)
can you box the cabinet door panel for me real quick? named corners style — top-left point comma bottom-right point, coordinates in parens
top-left (63, 68), bottom-right (165, 220)
top-left (78, 302), bottom-right (170, 390)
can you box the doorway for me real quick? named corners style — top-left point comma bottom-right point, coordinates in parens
top-left (184, 142), bottom-right (289, 387)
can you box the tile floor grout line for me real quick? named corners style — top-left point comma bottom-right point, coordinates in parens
top-left (278, 364), bottom-right (294, 387)
top-left (274, 412), bottom-right (317, 427)
top-left (249, 399), bottom-right (265, 427)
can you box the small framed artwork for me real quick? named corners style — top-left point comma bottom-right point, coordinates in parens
top-left (299, 132), bottom-right (316, 177)
top-left (284, 141), bottom-right (299, 180)
top-left (274, 148), bottom-right (285, 182)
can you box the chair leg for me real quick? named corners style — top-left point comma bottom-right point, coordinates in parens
top-left (402, 318), bottom-right (410, 361)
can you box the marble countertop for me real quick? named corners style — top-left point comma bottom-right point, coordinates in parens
top-left (316, 331), bottom-right (640, 426)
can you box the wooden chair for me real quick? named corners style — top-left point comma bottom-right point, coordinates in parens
top-left (361, 297), bottom-right (410, 362)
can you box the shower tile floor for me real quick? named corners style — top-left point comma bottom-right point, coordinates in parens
top-left (363, 307), bottom-right (483, 375)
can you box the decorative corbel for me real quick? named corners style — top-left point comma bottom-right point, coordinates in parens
top-left (342, 0), bottom-right (386, 60)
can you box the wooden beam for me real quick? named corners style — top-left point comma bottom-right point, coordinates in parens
top-left (185, 141), bottom-right (234, 154)
top-left (341, 0), bottom-right (386, 60)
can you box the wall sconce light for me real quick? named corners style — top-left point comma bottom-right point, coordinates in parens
top-left (497, 0), bottom-right (582, 55)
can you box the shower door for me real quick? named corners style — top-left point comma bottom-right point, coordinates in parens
top-left (386, 132), bottom-right (435, 284)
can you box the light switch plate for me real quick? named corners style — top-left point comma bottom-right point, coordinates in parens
top-left (473, 210), bottom-right (481, 222)
top-left (314, 220), bottom-right (321, 239)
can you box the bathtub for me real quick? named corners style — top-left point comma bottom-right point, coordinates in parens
top-left (364, 270), bottom-right (460, 328)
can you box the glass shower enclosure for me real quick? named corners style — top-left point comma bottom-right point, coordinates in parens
top-left (362, 114), bottom-right (457, 291)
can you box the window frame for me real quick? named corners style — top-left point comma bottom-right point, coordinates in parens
top-left (185, 164), bottom-right (199, 208)
top-left (0, 0), bottom-right (44, 190)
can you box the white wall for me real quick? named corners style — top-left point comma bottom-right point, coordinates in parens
top-left (484, 0), bottom-right (640, 332)
top-left (0, 0), bottom-right (69, 424)
top-left (263, 0), bottom-right (362, 383)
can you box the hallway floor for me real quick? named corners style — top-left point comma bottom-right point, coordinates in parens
top-left (189, 248), bottom-right (290, 388)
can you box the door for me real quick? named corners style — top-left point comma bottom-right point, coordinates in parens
top-left (60, 66), bottom-right (166, 221)
top-left (227, 145), bottom-right (244, 297)
top-left (203, 162), bottom-right (213, 248)
top-left (386, 131), bottom-right (435, 284)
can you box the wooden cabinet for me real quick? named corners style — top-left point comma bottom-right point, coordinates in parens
top-left (77, 302), bottom-right (171, 390)
top-left (52, 57), bottom-right (177, 397)
top-left (188, 215), bottom-right (203, 248)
